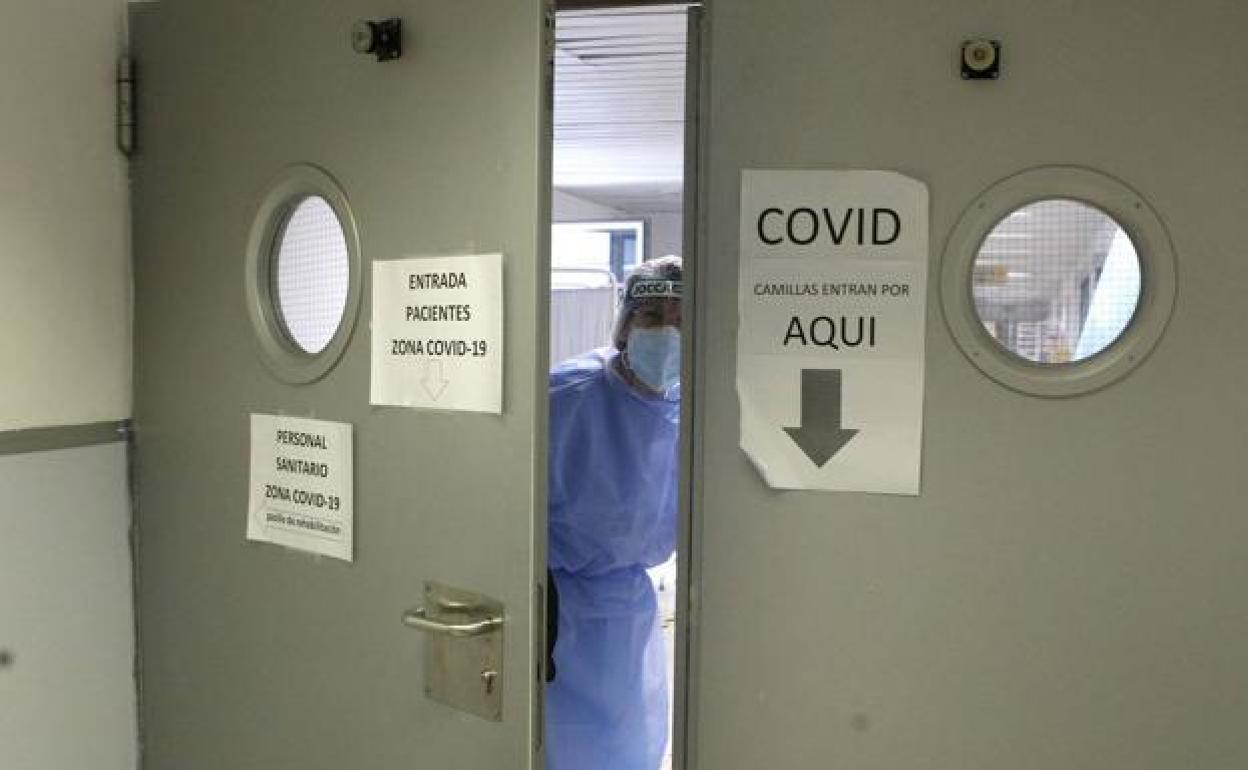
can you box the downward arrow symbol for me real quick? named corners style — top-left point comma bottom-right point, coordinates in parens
top-left (422, 359), bottom-right (450, 401)
top-left (783, 369), bottom-right (858, 467)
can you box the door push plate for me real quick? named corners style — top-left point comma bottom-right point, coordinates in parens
top-left (402, 581), bottom-right (505, 721)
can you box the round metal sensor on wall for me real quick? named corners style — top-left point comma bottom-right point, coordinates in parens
top-left (245, 165), bottom-right (362, 384)
top-left (941, 166), bottom-right (1176, 397)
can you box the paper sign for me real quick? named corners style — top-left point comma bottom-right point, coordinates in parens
top-left (737, 170), bottom-right (929, 494)
top-left (247, 414), bottom-right (354, 561)
top-left (370, 254), bottom-right (504, 413)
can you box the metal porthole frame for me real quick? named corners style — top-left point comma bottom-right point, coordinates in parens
top-left (244, 164), bottom-right (363, 384)
top-left (940, 166), bottom-right (1177, 398)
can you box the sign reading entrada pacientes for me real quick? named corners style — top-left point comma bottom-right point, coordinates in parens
top-left (370, 254), bottom-right (504, 413)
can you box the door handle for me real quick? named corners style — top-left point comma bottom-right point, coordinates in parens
top-left (405, 581), bottom-right (506, 721)
top-left (401, 606), bottom-right (503, 638)
top-left (433, 596), bottom-right (484, 612)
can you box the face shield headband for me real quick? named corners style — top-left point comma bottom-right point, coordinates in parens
top-left (627, 279), bottom-right (682, 301)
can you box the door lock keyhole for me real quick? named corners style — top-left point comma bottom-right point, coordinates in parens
top-left (481, 669), bottom-right (498, 695)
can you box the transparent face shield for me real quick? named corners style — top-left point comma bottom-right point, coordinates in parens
top-left (619, 279), bottom-right (683, 396)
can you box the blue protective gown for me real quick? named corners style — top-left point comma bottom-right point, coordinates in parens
top-left (546, 348), bottom-right (680, 770)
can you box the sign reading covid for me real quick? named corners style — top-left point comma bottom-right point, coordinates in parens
top-left (737, 170), bottom-right (929, 495)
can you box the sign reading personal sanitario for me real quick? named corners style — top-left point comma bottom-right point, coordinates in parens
top-left (737, 170), bottom-right (929, 495)
top-left (247, 414), bottom-right (354, 561)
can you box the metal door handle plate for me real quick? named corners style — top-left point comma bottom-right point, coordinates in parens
top-left (404, 581), bottom-right (506, 721)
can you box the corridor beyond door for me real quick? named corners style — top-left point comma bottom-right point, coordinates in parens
top-left (549, 5), bottom-right (694, 770)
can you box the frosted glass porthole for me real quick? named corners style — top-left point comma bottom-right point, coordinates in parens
top-left (272, 196), bottom-right (351, 355)
top-left (971, 199), bottom-right (1141, 365)
top-left (245, 165), bottom-right (362, 383)
top-left (942, 167), bottom-right (1176, 397)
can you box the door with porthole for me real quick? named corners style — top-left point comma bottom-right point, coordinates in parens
top-left (128, 2), bottom-right (550, 769)
top-left (690, 2), bottom-right (1248, 769)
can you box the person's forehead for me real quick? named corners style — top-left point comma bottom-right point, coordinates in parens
top-left (631, 297), bottom-right (681, 318)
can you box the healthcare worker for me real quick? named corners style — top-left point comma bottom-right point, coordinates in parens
top-left (546, 256), bottom-right (682, 770)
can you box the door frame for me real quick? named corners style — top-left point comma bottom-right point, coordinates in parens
top-left (547, 2), bottom-right (708, 768)
top-left (676, 6), bottom-right (707, 770)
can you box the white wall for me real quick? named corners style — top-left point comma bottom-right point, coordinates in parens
top-left (0, 444), bottom-right (138, 770)
top-left (647, 211), bottom-right (683, 259)
top-left (553, 190), bottom-right (684, 261)
top-left (552, 188), bottom-right (626, 221)
top-left (0, 4), bottom-right (137, 770)
top-left (0, 0), bottom-right (131, 431)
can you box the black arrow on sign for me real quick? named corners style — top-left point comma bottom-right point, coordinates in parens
top-left (783, 369), bottom-right (858, 467)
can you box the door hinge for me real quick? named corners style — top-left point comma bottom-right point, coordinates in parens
top-left (543, 5), bottom-right (556, 104)
top-left (116, 53), bottom-right (136, 157)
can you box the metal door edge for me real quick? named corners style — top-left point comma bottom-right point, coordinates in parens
top-left (676, 5), bottom-right (708, 770)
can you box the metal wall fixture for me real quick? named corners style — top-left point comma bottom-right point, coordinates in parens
top-left (0, 420), bottom-right (129, 456)
top-left (961, 38), bottom-right (1001, 79)
top-left (352, 18), bottom-right (403, 61)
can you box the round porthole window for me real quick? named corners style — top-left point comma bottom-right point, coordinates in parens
top-left (971, 199), bottom-right (1141, 365)
top-left (272, 196), bottom-right (351, 355)
top-left (942, 167), bottom-right (1176, 397)
top-left (245, 165), bottom-right (362, 383)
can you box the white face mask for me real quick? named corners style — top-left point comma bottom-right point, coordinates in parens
top-left (625, 326), bottom-right (681, 393)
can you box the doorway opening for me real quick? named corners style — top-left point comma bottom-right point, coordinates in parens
top-left (547, 4), bottom-right (695, 770)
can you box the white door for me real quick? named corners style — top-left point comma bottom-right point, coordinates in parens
top-left (691, 2), bottom-right (1248, 769)
top-left (129, 2), bottom-right (551, 768)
